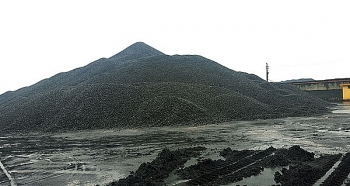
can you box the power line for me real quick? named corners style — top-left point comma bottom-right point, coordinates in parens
top-left (271, 60), bottom-right (345, 68)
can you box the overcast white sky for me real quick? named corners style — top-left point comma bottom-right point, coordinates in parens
top-left (1, 0), bottom-right (350, 95)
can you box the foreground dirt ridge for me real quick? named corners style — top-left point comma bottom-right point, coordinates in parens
top-left (109, 146), bottom-right (350, 186)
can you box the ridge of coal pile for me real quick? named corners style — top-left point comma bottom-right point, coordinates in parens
top-left (108, 146), bottom-right (344, 186)
top-left (0, 42), bottom-right (330, 132)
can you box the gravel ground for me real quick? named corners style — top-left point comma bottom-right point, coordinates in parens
top-left (0, 103), bottom-right (349, 186)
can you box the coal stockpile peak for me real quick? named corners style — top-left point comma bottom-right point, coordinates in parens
top-left (109, 41), bottom-right (165, 61)
top-left (0, 42), bottom-right (330, 132)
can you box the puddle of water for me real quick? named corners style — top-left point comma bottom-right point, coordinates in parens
top-left (332, 102), bottom-right (350, 114)
top-left (164, 169), bottom-right (190, 186)
top-left (225, 167), bottom-right (282, 186)
top-left (333, 110), bottom-right (350, 114)
top-left (183, 157), bottom-right (199, 168)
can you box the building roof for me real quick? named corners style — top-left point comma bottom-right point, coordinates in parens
top-left (290, 78), bottom-right (350, 85)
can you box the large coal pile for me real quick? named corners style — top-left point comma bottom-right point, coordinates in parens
top-left (0, 42), bottom-right (329, 132)
top-left (109, 146), bottom-right (348, 186)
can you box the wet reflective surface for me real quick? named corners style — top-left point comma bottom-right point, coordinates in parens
top-left (332, 101), bottom-right (350, 114)
top-left (1, 104), bottom-right (350, 185)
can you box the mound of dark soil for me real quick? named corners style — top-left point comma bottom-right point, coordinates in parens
top-left (107, 147), bottom-right (205, 186)
top-left (0, 42), bottom-right (330, 132)
top-left (109, 146), bottom-right (345, 186)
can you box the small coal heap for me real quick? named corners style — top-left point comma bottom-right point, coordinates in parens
top-left (108, 146), bottom-right (348, 186)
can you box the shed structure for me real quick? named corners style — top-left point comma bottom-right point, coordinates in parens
top-left (340, 84), bottom-right (350, 101)
top-left (288, 78), bottom-right (350, 101)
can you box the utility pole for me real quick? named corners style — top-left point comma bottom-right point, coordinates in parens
top-left (266, 62), bottom-right (269, 82)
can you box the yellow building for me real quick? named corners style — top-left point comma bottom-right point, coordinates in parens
top-left (340, 84), bottom-right (350, 101)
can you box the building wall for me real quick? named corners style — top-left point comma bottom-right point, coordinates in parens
top-left (307, 89), bottom-right (343, 101)
top-left (295, 82), bottom-right (342, 91)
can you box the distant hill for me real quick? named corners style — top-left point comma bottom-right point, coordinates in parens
top-left (0, 42), bottom-right (329, 132)
top-left (280, 78), bottom-right (315, 84)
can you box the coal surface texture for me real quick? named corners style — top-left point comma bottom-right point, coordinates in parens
top-left (0, 42), bottom-right (330, 132)
top-left (108, 146), bottom-right (346, 186)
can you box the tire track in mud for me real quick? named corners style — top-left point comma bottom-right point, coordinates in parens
top-left (182, 149), bottom-right (256, 179)
top-left (275, 153), bottom-right (341, 186)
top-left (186, 147), bottom-right (276, 185)
top-left (321, 153), bottom-right (350, 186)
top-left (0, 160), bottom-right (17, 186)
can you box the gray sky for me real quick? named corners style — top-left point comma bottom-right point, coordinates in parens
top-left (1, 0), bottom-right (350, 95)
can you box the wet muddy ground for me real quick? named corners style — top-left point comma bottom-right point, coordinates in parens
top-left (0, 103), bottom-right (350, 185)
